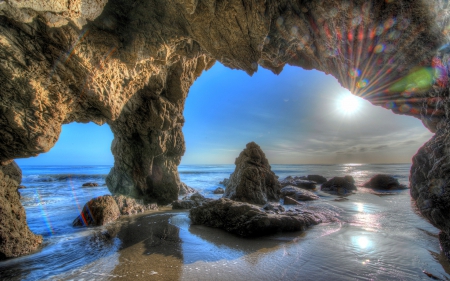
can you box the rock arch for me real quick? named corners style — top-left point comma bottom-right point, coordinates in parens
top-left (0, 0), bottom-right (449, 258)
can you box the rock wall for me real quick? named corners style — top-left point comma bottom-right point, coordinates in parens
top-left (1, 0), bottom-right (450, 258)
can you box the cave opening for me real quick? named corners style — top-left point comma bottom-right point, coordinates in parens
top-left (182, 62), bottom-right (433, 166)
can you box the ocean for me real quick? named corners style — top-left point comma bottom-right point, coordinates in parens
top-left (0, 164), bottom-right (449, 280)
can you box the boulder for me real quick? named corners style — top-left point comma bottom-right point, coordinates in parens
top-left (219, 178), bottom-right (230, 186)
top-left (321, 177), bottom-right (357, 195)
top-left (223, 142), bottom-right (281, 204)
top-left (363, 174), bottom-right (407, 190)
top-left (172, 192), bottom-right (212, 210)
top-left (284, 196), bottom-right (302, 205)
top-left (190, 198), bottom-right (336, 237)
top-left (280, 176), bottom-right (317, 189)
top-left (113, 195), bottom-right (158, 215)
top-left (213, 187), bottom-right (225, 194)
top-left (82, 182), bottom-right (99, 187)
top-left (179, 182), bottom-right (195, 195)
top-left (344, 175), bottom-right (355, 184)
top-left (302, 175), bottom-right (327, 184)
top-left (280, 186), bottom-right (319, 201)
top-left (73, 195), bottom-right (120, 226)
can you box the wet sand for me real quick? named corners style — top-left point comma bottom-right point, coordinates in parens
top-left (53, 190), bottom-right (450, 281)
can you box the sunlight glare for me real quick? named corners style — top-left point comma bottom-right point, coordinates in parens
top-left (338, 93), bottom-right (361, 115)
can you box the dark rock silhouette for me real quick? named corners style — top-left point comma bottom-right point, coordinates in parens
top-left (213, 187), bottom-right (225, 194)
top-left (223, 142), bottom-right (281, 204)
top-left (321, 177), bottom-right (357, 195)
top-left (363, 174), bottom-right (407, 190)
top-left (82, 182), bottom-right (99, 187)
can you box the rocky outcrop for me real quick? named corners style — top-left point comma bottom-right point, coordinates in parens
top-left (279, 176), bottom-right (317, 189)
top-left (172, 192), bottom-right (212, 210)
top-left (73, 195), bottom-right (120, 227)
top-left (190, 198), bottom-right (336, 237)
top-left (0, 161), bottom-right (42, 260)
top-left (321, 177), bottom-right (357, 195)
top-left (113, 195), bottom-right (158, 215)
top-left (213, 187), bottom-right (225, 194)
top-left (280, 186), bottom-right (319, 201)
top-left (179, 182), bottom-right (195, 196)
top-left (223, 142), bottom-right (281, 204)
top-left (219, 178), bottom-right (230, 186)
top-left (411, 125), bottom-right (450, 253)
top-left (82, 182), bottom-right (99, 187)
top-left (363, 174), bottom-right (407, 190)
top-left (1, 0), bottom-right (450, 258)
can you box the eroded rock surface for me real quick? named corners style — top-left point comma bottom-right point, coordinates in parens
top-left (1, 0), bottom-right (450, 258)
top-left (190, 198), bottom-right (335, 237)
top-left (0, 162), bottom-right (42, 260)
top-left (223, 142), bottom-right (281, 204)
top-left (113, 195), bottom-right (158, 215)
top-left (73, 195), bottom-right (120, 226)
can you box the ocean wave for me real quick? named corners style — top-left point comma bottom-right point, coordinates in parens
top-left (23, 174), bottom-right (107, 183)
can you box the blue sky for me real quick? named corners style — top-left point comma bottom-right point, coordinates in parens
top-left (16, 63), bottom-right (433, 166)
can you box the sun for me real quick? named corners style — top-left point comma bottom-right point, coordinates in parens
top-left (338, 93), bottom-right (361, 115)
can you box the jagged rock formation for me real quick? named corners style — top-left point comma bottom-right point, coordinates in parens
top-left (223, 142), bottom-right (281, 204)
top-left (172, 192), bottom-right (212, 209)
top-left (0, 0), bottom-right (450, 258)
top-left (0, 161), bottom-right (42, 259)
top-left (190, 198), bottom-right (336, 237)
top-left (113, 195), bottom-right (158, 215)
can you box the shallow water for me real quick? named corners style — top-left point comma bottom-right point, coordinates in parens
top-left (1, 164), bottom-right (449, 280)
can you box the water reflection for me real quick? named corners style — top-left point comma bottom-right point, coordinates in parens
top-left (352, 236), bottom-right (372, 250)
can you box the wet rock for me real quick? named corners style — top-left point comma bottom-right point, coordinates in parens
top-left (262, 202), bottom-right (285, 213)
top-left (363, 174), bottom-right (407, 190)
top-left (73, 195), bottom-right (120, 226)
top-left (82, 182), bottom-right (99, 187)
top-left (280, 176), bottom-right (317, 190)
top-left (190, 198), bottom-right (334, 237)
top-left (213, 187), bottom-right (225, 194)
top-left (344, 175), bottom-right (355, 184)
top-left (284, 196), bottom-right (302, 205)
top-left (334, 197), bottom-right (349, 202)
top-left (321, 177), bottom-right (357, 195)
top-left (113, 195), bottom-right (158, 215)
top-left (223, 142), bottom-right (281, 204)
top-left (0, 161), bottom-right (42, 259)
top-left (439, 231), bottom-right (450, 261)
top-left (301, 175), bottom-right (327, 184)
top-left (172, 192), bottom-right (212, 210)
top-left (18, 185), bottom-right (26, 189)
top-left (219, 178), bottom-right (229, 186)
top-left (179, 182), bottom-right (195, 195)
top-left (280, 186), bottom-right (319, 201)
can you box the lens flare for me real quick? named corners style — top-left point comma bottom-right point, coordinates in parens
top-left (338, 93), bottom-right (361, 115)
